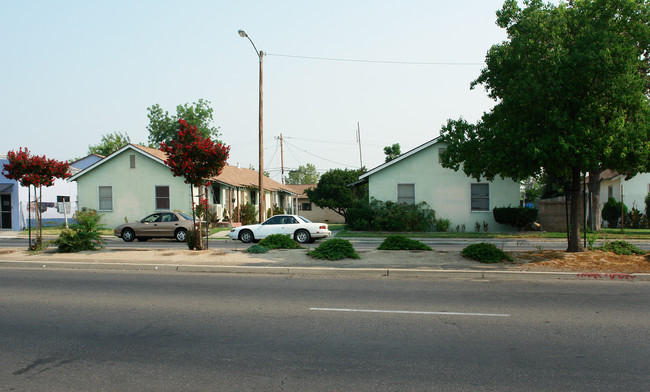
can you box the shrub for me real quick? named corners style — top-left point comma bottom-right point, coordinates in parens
top-left (53, 208), bottom-right (104, 253)
top-left (266, 204), bottom-right (285, 218)
top-left (308, 239), bottom-right (360, 260)
top-left (625, 207), bottom-right (643, 229)
top-left (597, 240), bottom-right (646, 255)
top-left (377, 234), bottom-right (432, 251)
top-left (186, 229), bottom-right (198, 250)
top-left (244, 244), bottom-right (269, 254)
top-left (492, 206), bottom-right (538, 230)
top-left (258, 234), bottom-right (302, 249)
top-left (436, 218), bottom-right (451, 232)
top-left (646, 192), bottom-right (650, 218)
top-left (461, 243), bottom-right (512, 263)
top-left (234, 203), bottom-right (258, 225)
top-left (345, 198), bottom-right (436, 232)
top-left (602, 197), bottom-right (627, 228)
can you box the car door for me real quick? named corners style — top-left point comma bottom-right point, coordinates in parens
top-left (254, 216), bottom-right (286, 239)
top-left (156, 213), bottom-right (179, 237)
top-left (136, 213), bottom-right (161, 237)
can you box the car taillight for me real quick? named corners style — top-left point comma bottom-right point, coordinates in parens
top-left (319, 225), bottom-right (327, 229)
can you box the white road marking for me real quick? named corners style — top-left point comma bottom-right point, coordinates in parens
top-left (310, 307), bottom-right (510, 317)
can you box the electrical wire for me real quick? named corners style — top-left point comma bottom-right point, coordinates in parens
top-left (267, 53), bottom-right (484, 66)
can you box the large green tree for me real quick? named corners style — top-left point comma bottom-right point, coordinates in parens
top-left (306, 168), bottom-right (366, 219)
top-left (285, 163), bottom-right (320, 185)
top-left (147, 98), bottom-right (221, 147)
top-left (440, 0), bottom-right (650, 252)
top-left (87, 131), bottom-right (131, 156)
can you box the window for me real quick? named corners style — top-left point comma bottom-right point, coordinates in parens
top-left (301, 202), bottom-right (312, 211)
top-left (438, 148), bottom-right (446, 163)
top-left (155, 186), bottom-right (170, 210)
top-left (212, 184), bottom-right (221, 204)
top-left (98, 186), bottom-right (113, 211)
top-left (397, 183), bottom-right (415, 204)
top-left (130, 154), bottom-right (136, 169)
top-left (250, 190), bottom-right (257, 205)
top-left (471, 183), bottom-right (489, 212)
top-left (608, 186), bottom-right (614, 200)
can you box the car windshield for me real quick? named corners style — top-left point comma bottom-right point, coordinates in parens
top-left (178, 212), bottom-right (193, 220)
top-left (298, 216), bottom-right (312, 223)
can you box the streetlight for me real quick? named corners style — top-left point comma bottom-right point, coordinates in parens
top-left (238, 29), bottom-right (265, 223)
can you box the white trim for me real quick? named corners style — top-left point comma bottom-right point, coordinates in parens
top-left (396, 183), bottom-right (416, 204)
top-left (69, 144), bottom-right (167, 181)
top-left (470, 183), bottom-right (490, 212)
top-left (154, 185), bottom-right (170, 211)
top-left (98, 185), bottom-right (113, 211)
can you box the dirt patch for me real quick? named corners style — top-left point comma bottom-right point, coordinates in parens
top-left (514, 250), bottom-right (650, 273)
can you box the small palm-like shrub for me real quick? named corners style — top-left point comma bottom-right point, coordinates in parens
top-left (53, 208), bottom-right (104, 253)
top-left (308, 239), bottom-right (360, 261)
top-left (597, 240), bottom-right (646, 255)
top-left (377, 234), bottom-right (432, 251)
top-left (461, 243), bottom-right (512, 263)
top-left (244, 244), bottom-right (269, 254)
top-left (258, 234), bottom-right (302, 249)
top-left (186, 230), bottom-right (198, 250)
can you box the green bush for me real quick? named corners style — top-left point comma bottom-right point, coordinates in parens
top-left (186, 229), bottom-right (198, 250)
top-left (377, 234), bottom-right (432, 251)
top-left (597, 240), bottom-right (646, 255)
top-left (258, 234), bottom-right (302, 249)
top-left (436, 218), bottom-right (451, 232)
top-left (345, 198), bottom-right (436, 232)
top-left (602, 197), bottom-right (627, 228)
top-left (625, 207), bottom-right (643, 229)
top-left (461, 243), bottom-right (512, 263)
top-left (234, 203), bottom-right (258, 225)
top-left (266, 204), bottom-right (285, 218)
top-left (492, 206), bottom-right (538, 230)
top-left (308, 239), bottom-right (360, 260)
top-left (646, 193), bottom-right (650, 218)
top-left (53, 209), bottom-right (104, 253)
top-left (244, 244), bottom-right (269, 254)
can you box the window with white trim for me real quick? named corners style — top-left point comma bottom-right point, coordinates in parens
top-left (438, 148), bottom-right (446, 164)
top-left (98, 186), bottom-right (113, 211)
top-left (470, 183), bottom-right (489, 212)
top-left (397, 183), bottom-right (415, 204)
top-left (155, 186), bottom-right (170, 210)
top-left (130, 154), bottom-right (136, 169)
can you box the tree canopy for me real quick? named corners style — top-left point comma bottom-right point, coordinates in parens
top-left (440, 0), bottom-right (650, 252)
top-left (383, 143), bottom-right (402, 163)
top-left (87, 131), bottom-right (131, 157)
top-left (285, 163), bottom-right (320, 185)
top-left (306, 168), bottom-right (366, 219)
top-left (147, 98), bottom-right (221, 147)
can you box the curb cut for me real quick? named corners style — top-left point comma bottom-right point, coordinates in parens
top-left (1, 260), bottom-right (649, 282)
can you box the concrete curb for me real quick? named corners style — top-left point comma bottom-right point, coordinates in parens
top-left (1, 260), bottom-right (648, 282)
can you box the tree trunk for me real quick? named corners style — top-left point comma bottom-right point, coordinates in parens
top-left (588, 169), bottom-right (602, 231)
top-left (567, 168), bottom-right (585, 252)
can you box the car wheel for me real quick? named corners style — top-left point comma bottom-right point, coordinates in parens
top-left (295, 229), bottom-right (311, 244)
top-left (137, 237), bottom-right (149, 242)
top-left (175, 229), bottom-right (187, 242)
top-left (122, 228), bottom-right (135, 242)
top-left (239, 230), bottom-right (254, 243)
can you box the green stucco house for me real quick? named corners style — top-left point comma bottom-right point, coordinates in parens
top-left (358, 138), bottom-right (521, 232)
top-left (69, 144), bottom-right (297, 229)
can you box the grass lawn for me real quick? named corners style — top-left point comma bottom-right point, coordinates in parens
top-left (335, 228), bottom-right (650, 240)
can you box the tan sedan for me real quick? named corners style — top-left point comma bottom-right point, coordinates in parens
top-left (114, 212), bottom-right (195, 242)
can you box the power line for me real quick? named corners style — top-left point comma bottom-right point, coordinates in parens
top-left (283, 139), bottom-right (358, 168)
top-left (267, 53), bottom-right (484, 66)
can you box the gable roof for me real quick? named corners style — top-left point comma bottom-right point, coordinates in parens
top-left (359, 137), bottom-right (442, 180)
top-left (69, 144), bottom-right (296, 194)
top-left (283, 184), bottom-right (315, 197)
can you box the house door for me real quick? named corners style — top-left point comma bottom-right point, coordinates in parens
top-left (1, 194), bottom-right (11, 229)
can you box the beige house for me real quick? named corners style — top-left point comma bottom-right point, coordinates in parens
top-left (284, 184), bottom-right (345, 224)
top-left (70, 144), bottom-right (297, 228)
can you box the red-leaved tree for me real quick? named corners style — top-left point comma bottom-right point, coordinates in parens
top-left (3, 148), bottom-right (71, 249)
top-left (160, 119), bottom-right (230, 250)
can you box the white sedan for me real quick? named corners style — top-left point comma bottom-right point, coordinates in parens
top-left (228, 214), bottom-right (331, 244)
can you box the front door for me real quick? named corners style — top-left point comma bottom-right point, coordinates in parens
top-left (1, 194), bottom-right (11, 229)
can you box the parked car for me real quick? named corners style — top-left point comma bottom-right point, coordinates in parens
top-left (114, 212), bottom-right (195, 242)
top-left (228, 214), bottom-right (331, 244)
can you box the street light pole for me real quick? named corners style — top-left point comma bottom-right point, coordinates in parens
top-left (238, 29), bottom-right (265, 223)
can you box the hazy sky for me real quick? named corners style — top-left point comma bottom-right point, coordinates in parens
top-left (2, 0), bottom-right (527, 182)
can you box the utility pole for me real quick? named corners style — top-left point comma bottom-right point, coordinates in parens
top-left (356, 122), bottom-right (363, 169)
top-left (280, 133), bottom-right (285, 184)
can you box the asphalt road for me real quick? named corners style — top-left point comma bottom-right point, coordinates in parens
top-left (1, 269), bottom-right (648, 391)
top-left (3, 235), bottom-right (646, 252)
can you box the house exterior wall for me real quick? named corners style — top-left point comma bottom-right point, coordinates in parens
top-left (600, 173), bottom-right (650, 213)
top-left (366, 142), bottom-right (520, 232)
top-left (76, 150), bottom-right (191, 228)
top-left (0, 158), bottom-right (21, 230)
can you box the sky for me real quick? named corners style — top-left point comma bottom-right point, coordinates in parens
top-left (2, 0), bottom-right (527, 182)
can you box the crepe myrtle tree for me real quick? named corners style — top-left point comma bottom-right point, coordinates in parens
top-left (3, 148), bottom-right (70, 249)
top-left (440, 0), bottom-right (650, 252)
top-left (160, 119), bottom-right (230, 250)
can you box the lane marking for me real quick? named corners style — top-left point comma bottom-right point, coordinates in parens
top-left (310, 308), bottom-right (510, 317)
